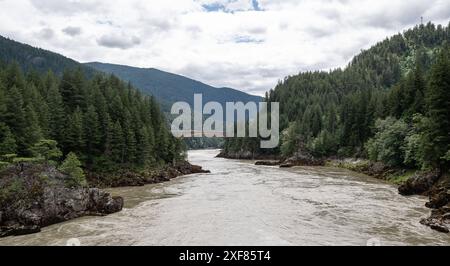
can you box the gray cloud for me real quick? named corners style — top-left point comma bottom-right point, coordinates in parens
top-left (30, 0), bottom-right (100, 15)
top-left (234, 35), bottom-right (265, 43)
top-left (247, 26), bottom-right (267, 34)
top-left (304, 26), bottom-right (335, 38)
top-left (97, 34), bottom-right (141, 49)
top-left (62, 26), bottom-right (82, 36)
top-left (36, 27), bottom-right (54, 40)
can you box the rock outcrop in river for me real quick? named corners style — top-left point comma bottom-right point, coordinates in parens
top-left (0, 160), bottom-right (210, 238)
top-left (0, 164), bottom-right (124, 237)
top-left (217, 150), bottom-right (280, 160)
top-left (419, 175), bottom-right (450, 233)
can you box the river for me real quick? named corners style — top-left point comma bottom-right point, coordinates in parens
top-left (1, 149), bottom-right (449, 246)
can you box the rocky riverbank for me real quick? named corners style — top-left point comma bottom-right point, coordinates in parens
top-left (0, 161), bottom-right (210, 238)
top-left (0, 164), bottom-right (124, 237)
top-left (87, 161), bottom-right (210, 188)
top-left (417, 174), bottom-right (450, 233)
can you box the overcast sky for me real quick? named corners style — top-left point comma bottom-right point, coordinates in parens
top-left (0, 0), bottom-right (449, 96)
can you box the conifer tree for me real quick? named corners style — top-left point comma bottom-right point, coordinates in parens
top-left (422, 48), bottom-right (450, 169)
top-left (63, 107), bottom-right (85, 154)
top-left (47, 83), bottom-right (65, 144)
top-left (23, 104), bottom-right (43, 154)
top-left (0, 124), bottom-right (17, 155)
top-left (110, 121), bottom-right (125, 164)
top-left (137, 127), bottom-right (152, 166)
top-left (83, 105), bottom-right (101, 161)
top-left (5, 86), bottom-right (27, 154)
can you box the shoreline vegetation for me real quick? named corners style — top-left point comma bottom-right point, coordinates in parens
top-left (217, 149), bottom-right (450, 233)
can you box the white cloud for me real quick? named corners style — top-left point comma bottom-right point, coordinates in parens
top-left (0, 0), bottom-right (449, 96)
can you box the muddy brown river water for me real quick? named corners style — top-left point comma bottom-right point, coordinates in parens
top-left (1, 150), bottom-right (449, 246)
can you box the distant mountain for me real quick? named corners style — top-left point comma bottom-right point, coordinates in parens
top-left (0, 35), bottom-right (95, 77)
top-left (85, 62), bottom-right (262, 109)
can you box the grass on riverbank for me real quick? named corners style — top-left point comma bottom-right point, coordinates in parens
top-left (387, 170), bottom-right (416, 185)
top-left (325, 159), bottom-right (415, 186)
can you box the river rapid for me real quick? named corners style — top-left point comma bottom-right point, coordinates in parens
top-left (1, 149), bottom-right (449, 246)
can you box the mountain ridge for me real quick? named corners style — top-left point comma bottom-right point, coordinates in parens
top-left (85, 61), bottom-right (262, 109)
top-left (0, 35), bottom-right (96, 77)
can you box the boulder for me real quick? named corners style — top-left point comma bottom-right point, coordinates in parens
top-left (430, 224), bottom-right (450, 233)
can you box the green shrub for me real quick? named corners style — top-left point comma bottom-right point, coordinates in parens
top-left (58, 152), bottom-right (87, 188)
top-left (30, 139), bottom-right (62, 163)
top-left (366, 117), bottom-right (408, 167)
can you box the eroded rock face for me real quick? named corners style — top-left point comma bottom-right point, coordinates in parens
top-left (426, 187), bottom-right (450, 209)
top-left (1, 187), bottom-right (124, 237)
top-left (420, 204), bottom-right (450, 234)
top-left (0, 164), bottom-right (124, 238)
top-left (399, 171), bottom-right (450, 234)
top-left (398, 171), bottom-right (440, 196)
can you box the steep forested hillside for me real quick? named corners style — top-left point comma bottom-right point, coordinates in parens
top-left (0, 36), bottom-right (254, 150)
top-left (0, 62), bottom-right (185, 173)
top-left (0, 35), bottom-right (96, 77)
top-left (85, 62), bottom-right (262, 110)
top-left (224, 22), bottom-right (450, 171)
